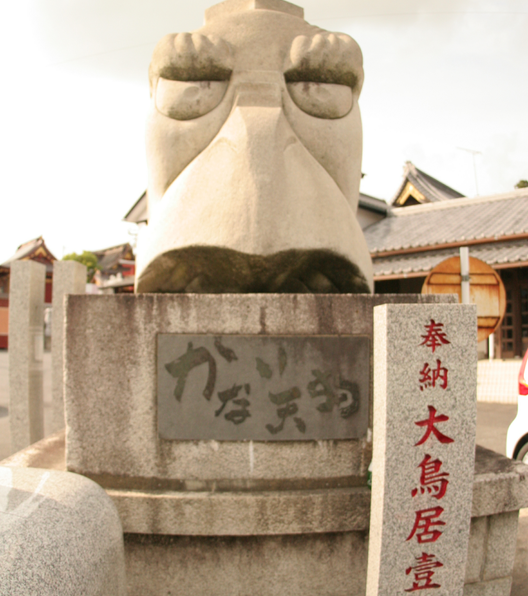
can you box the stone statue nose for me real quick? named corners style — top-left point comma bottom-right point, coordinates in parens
top-left (230, 70), bottom-right (284, 109)
top-left (209, 72), bottom-right (298, 166)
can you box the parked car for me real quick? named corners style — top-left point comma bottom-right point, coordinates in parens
top-left (506, 349), bottom-right (528, 462)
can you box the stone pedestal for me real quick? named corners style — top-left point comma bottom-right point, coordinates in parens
top-left (2, 293), bottom-right (527, 596)
top-left (62, 293), bottom-right (455, 595)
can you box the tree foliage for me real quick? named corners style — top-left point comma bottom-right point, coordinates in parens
top-left (63, 251), bottom-right (100, 282)
top-left (515, 180), bottom-right (528, 189)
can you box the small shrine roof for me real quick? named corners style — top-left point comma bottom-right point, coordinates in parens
top-left (0, 237), bottom-right (57, 272)
top-left (391, 161), bottom-right (464, 207)
top-left (92, 243), bottom-right (135, 273)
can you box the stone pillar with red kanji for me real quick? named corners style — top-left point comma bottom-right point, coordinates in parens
top-left (366, 304), bottom-right (477, 596)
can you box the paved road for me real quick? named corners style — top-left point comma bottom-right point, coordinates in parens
top-left (0, 350), bottom-right (526, 592)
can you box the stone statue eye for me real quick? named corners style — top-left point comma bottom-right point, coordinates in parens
top-left (286, 82), bottom-right (353, 119)
top-left (155, 78), bottom-right (229, 120)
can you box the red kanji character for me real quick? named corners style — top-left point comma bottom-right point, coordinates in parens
top-left (412, 454), bottom-right (449, 499)
top-left (420, 320), bottom-right (450, 353)
top-left (418, 363), bottom-right (432, 390)
top-left (415, 406), bottom-right (454, 446)
top-left (405, 552), bottom-right (443, 591)
top-left (419, 360), bottom-right (448, 391)
top-left (406, 507), bottom-right (445, 543)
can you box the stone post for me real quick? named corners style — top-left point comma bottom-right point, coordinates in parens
top-left (50, 261), bottom-right (86, 433)
top-left (8, 261), bottom-right (46, 452)
top-left (366, 303), bottom-right (477, 596)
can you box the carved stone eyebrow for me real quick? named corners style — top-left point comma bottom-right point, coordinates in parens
top-left (284, 33), bottom-right (364, 93)
top-left (149, 33), bottom-right (233, 91)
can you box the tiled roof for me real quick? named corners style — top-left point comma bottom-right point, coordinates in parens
top-left (0, 237), bottom-right (57, 272)
top-left (373, 239), bottom-right (528, 279)
top-left (359, 193), bottom-right (388, 214)
top-left (392, 162), bottom-right (464, 205)
top-left (366, 189), bottom-right (528, 255)
top-left (92, 243), bottom-right (134, 272)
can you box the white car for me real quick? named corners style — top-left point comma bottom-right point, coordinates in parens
top-left (506, 349), bottom-right (528, 462)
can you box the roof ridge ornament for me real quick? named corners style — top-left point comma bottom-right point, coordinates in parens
top-left (205, 0), bottom-right (304, 23)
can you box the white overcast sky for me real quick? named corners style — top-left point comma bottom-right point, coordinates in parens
top-left (0, 0), bottom-right (527, 262)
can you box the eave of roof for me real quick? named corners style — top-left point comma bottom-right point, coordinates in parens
top-left (124, 191), bottom-right (148, 224)
top-left (0, 237), bottom-right (57, 268)
top-left (372, 238), bottom-right (528, 280)
top-left (359, 193), bottom-right (388, 214)
top-left (391, 162), bottom-right (464, 206)
top-left (366, 188), bottom-right (528, 256)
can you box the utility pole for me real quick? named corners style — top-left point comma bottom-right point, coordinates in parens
top-left (457, 147), bottom-right (482, 196)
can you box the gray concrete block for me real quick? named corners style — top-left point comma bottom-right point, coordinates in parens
top-left (124, 530), bottom-right (368, 596)
top-left (50, 260), bottom-right (86, 434)
top-left (466, 516), bottom-right (488, 583)
top-left (0, 465), bottom-right (126, 595)
top-left (8, 261), bottom-right (46, 452)
top-left (463, 577), bottom-right (512, 596)
top-left (483, 510), bottom-right (519, 581)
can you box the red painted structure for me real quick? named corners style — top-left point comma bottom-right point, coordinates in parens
top-left (0, 237), bottom-right (57, 349)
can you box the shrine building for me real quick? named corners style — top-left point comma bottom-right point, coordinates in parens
top-left (365, 162), bottom-right (528, 359)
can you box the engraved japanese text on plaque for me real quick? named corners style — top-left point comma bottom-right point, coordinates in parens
top-left (158, 335), bottom-right (369, 440)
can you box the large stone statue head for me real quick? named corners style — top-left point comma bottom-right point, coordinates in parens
top-left (135, 0), bottom-right (373, 293)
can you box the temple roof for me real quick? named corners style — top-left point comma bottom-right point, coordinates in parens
top-left (92, 243), bottom-right (135, 273)
top-left (0, 237), bottom-right (57, 273)
top-left (391, 161), bottom-right (465, 207)
top-left (367, 188), bottom-right (528, 279)
top-left (367, 189), bottom-right (528, 256)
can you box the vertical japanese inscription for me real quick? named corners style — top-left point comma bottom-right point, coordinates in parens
top-left (157, 335), bottom-right (369, 441)
top-left (403, 319), bottom-right (454, 591)
top-left (367, 305), bottom-right (477, 596)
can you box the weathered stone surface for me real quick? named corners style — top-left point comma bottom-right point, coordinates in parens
top-left (483, 511), bottom-right (519, 581)
top-left (1, 430), bottom-right (65, 471)
top-left (367, 304), bottom-right (478, 596)
top-left (64, 293), bottom-right (454, 486)
top-left (50, 261), bottom-right (86, 434)
top-left (3, 428), bottom-right (528, 595)
top-left (0, 466), bottom-right (126, 596)
top-left (136, 0), bottom-right (373, 293)
top-left (8, 261), bottom-right (45, 453)
top-left (157, 334), bottom-right (369, 440)
top-left (109, 486), bottom-right (370, 535)
top-left (124, 530), bottom-right (368, 596)
top-left (463, 577), bottom-right (512, 596)
top-left (465, 516), bottom-right (487, 583)
top-left (472, 445), bottom-right (528, 517)
top-left (9, 434), bottom-right (528, 539)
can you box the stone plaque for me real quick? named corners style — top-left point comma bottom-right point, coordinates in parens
top-left (158, 335), bottom-right (369, 440)
top-left (366, 304), bottom-right (477, 596)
